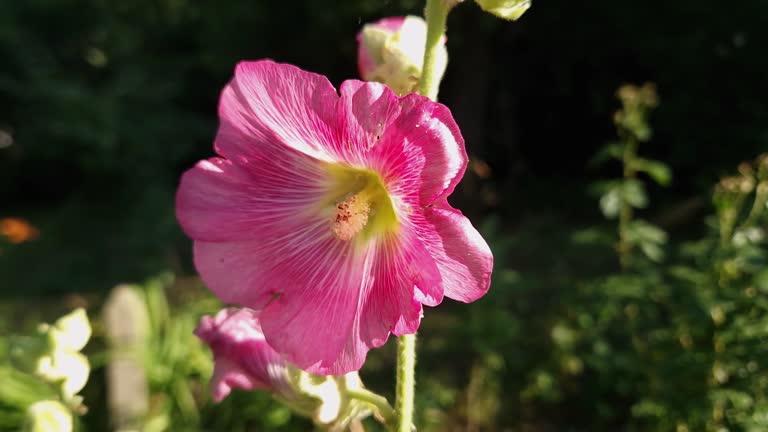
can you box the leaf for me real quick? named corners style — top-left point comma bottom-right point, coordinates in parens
top-left (627, 220), bottom-right (668, 262)
top-left (599, 187), bottom-right (622, 219)
top-left (628, 219), bottom-right (667, 262)
top-left (756, 269), bottom-right (768, 293)
top-left (629, 220), bottom-right (668, 244)
top-left (0, 368), bottom-right (58, 407)
top-left (633, 158), bottom-right (672, 186)
top-left (639, 241), bottom-right (665, 262)
top-left (589, 142), bottom-right (624, 166)
top-left (622, 179), bottom-right (648, 209)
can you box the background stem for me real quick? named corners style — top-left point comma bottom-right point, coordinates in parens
top-left (618, 136), bottom-right (638, 271)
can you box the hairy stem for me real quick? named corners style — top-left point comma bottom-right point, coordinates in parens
top-left (347, 388), bottom-right (397, 425)
top-left (393, 2), bottom-right (453, 430)
top-left (395, 333), bottom-right (416, 432)
top-left (419, 0), bottom-right (451, 100)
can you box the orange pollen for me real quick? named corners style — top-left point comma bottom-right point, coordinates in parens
top-left (331, 194), bottom-right (371, 241)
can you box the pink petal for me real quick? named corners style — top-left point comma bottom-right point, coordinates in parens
top-left (192, 211), bottom-right (336, 312)
top-left (252, 238), bottom-right (370, 374)
top-left (361, 226), bottom-right (443, 337)
top-left (246, 227), bottom-right (441, 375)
top-left (209, 355), bottom-right (266, 402)
top-left (333, 80), bottom-right (401, 162)
top-left (356, 36), bottom-right (376, 80)
top-left (371, 16), bottom-right (407, 32)
top-left (420, 201), bottom-right (493, 303)
top-left (216, 60), bottom-right (339, 163)
top-left (367, 93), bottom-right (467, 207)
top-left (355, 17), bottom-right (406, 78)
top-left (195, 308), bottom-right (288, 402)
top-left (176, 154), bottom-right (330, 243)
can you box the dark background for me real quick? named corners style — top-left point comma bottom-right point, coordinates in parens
top-left (2, 0), bottom-right (767, 430)
top-left (1, 0), bottom-right (765, 294)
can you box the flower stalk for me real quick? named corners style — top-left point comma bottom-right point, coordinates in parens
top-left (346, 387), bottom-right (397, 424)
top-left (419, 0), bottom-right (452, 100)
top-left (393, 1), bottom-right (455, 430)
top-left (395, 333), bottom-right (416, 432)
top-left (618, 134), bottom-right (638, 271)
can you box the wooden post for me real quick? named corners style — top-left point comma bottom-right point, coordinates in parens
top-left (103, 285), bottom-right (150, 431)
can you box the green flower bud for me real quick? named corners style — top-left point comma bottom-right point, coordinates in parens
top-left (475, 0), bottom-right (531, 21)
top-left (24, 400), bottom-right (73, 432)
top-left (357, 16), bottom-right (447, 95)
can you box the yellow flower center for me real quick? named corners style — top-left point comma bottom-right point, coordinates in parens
top-left (332, 194), bottom-right (370, 241)
top-left (325, 165), bottom-right (398, 242)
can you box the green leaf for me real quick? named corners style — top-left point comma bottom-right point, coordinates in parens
top-left (633, 158), bottom-right (672, 186)
top-left (639, 241), bottom-right (665, 262)
top-left (599, 187), bottom-right (622, 219)
top-left (627, 220), bottom-right (668, 262)
top-left (0, 368), bottom-right (58, 407)
top-left (622, 179), bottom-right (648, 209)
top-left (756, 269), bottom-right (768, 293)
top-left (589, 142), bottom-right (624, 166)
top-left (629, 220), bottom-right (668, 244)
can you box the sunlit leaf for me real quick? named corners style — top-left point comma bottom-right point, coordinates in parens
top-left (633, 158), bottom-right (672, 186)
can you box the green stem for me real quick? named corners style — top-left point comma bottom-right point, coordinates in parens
top-left (346, 388), bottom-right (397, 425)
top-left (395, 333), bottom-right (416, 432)
top-left (391, 2), bottom-right (452, 430)
top-left (744, 182), bottom-right (767, 227)
top-left (418, 0), bottom-right (452, 100)
top-left (618, 136), bottom-right (638, 271)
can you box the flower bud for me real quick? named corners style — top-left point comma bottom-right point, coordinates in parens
top-left (24, 400), bottom-right (73, 432)
top-left (357, 16), bottom-right (447, 95)
top-left (475, 0), bottom-right (531, 21)
top-left (48, 308), bottom-right (91, 352)
top-left (28, 309), bottom-right (92, 400)
top-left (36, 350), bottom-right (91, 399)
top-left (195, 308), bottom-right (372, 428)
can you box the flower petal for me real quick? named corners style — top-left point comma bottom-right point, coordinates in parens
top-left (255, 238), bottom-right (369, 374)
top-left (176, 154), bottom-right (330, 242)
top-left (421, 201), bottom-right (493, 303)
top-left (362, 227), bottom-right (443, 337)
top-left (216, 60), bottom-right (339, 162)
top-left (192, 213), bottom-right (334, 312)
top-left (367, 93), bottom-right (467, 206)
top-left (253, 227), bottom-right (441, 375)
top-left (209, 355), bottom-right (266, 402)
top-left (195, 308), bottom-right (287, 402)
top-left (333, 80), bottom-right (401, 162)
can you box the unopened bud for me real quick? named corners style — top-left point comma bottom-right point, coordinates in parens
top-left (24, 400), bottom-right (73, 432)
top-left (49, 308), bottom-right (91, 352)
top-left (357, 16), bottom-right (446, 95)
top-left (36, 350), bottom-right (91, 399)
top-left (475, 0), bottom-right (531, 21)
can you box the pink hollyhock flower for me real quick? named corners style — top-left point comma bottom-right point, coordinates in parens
top-left (194, 308), bottom-right (289, 401)
top-left (357, 16), bottom-right (447, 95)
top-left (177, 60), bottom-right (493, 374)
top-left (195, 308), bottom-right (373, 427)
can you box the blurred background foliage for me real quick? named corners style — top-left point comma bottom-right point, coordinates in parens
top-left (1, 0), bottom-right (768, 430)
